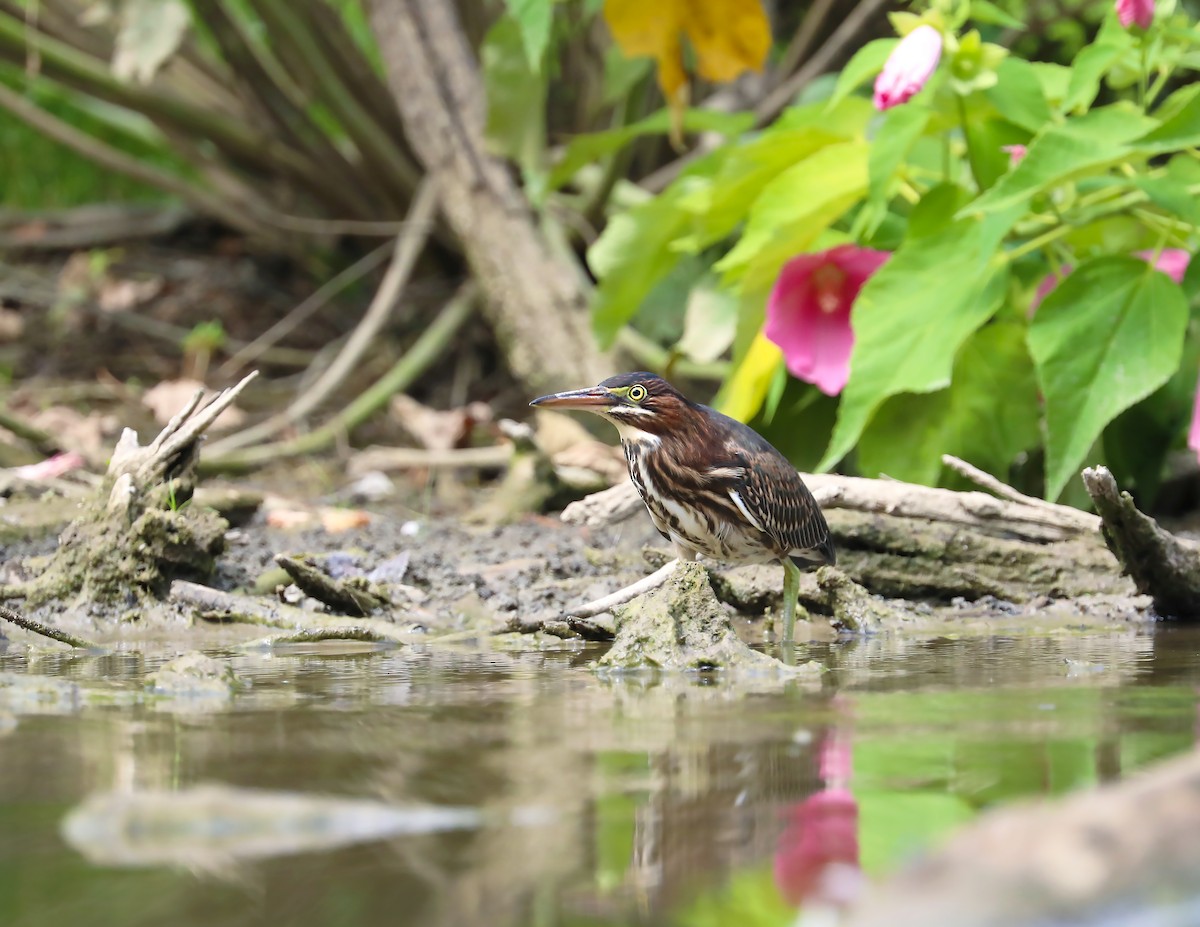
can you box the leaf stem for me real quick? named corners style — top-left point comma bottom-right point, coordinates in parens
top-left (1006, 224), bottom-right (1073, 262)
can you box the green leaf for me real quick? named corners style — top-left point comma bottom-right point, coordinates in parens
top-left (547, 109), bottom-right (753, 191)
top-left (857, 321), bottom-right (1040, 484)
top-left (1130, 176), bottom-right (1200, 225)
top-left (1030, 62), bottom-right (1072, 107)
top-left (817, 219), bottom-right (1010, 471)
top-left (587, 189), bottom-right (692, 348)
top-left (601, 44), bottom-right (651, 106)
top-left (676, 282), bottom-right (739, 363)
top-left (673, 128), bottom-right (851, 253)
top-left (777, 95), bottom-right (876, 136)
top-left (1028, 256), bottom-right (1188, 500)
top-left (959, 98), bottom-right (1027, 191)
top-left (1061, 20), bottom-right (1131, 113)
top-left (961, 105), bottom-right (1155, 218)
top-left (504, 0), bottom-right (553, 71)
top-left (715, 140), bottom-right (869, 289)
top-left (829, 39), bottom-right (897, 109)
top-left (482, 16), bottom-right (547, 173)
top-left (984, 57), bottom-right (1051, 133)
top-left (969, 0), bottom-right (1023, 28)
top-left (867, 104), bottom-right (930, 204)
top-left (1135, 87), bottom-right (1200, 153)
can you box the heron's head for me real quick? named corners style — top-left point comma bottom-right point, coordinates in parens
top-left (529, 373), bottom-right (693, 439)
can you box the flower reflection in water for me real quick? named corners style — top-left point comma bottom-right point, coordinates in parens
top-left (773, 727), bottom-right (863, 923)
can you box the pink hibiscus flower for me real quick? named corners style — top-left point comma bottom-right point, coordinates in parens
top-left (764, 245), bottom-right (890, 396)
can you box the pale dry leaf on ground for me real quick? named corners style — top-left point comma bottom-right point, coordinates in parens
top-left (0, 308), bottom-right (24, 342)
top-left (390, 394), bottom-right (493, 451)
top-left (98, 277), bottom-right (164, 313)
top-left (264, 509), bottom-right (315, 530)
top-left (320, 508), bottom-right (372, 533)
top-left (28, 406), bottom-right (121, 462)
top-left (534, 410), bottom-right (625, 481)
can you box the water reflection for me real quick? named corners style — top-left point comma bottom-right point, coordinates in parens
top-left (774, 725), bottom-right (862, 916)
top-left (0, 628), bottom-right (1196, 927)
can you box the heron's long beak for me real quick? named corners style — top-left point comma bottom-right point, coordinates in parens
top-left (529, 386), bottom-right (615, 410)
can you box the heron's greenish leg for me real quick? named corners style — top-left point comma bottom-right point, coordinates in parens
top-left (781, 558), bottom-right (802, 645)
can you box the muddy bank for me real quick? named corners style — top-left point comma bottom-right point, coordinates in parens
top-left (0, 472), bottom-right (1153, 652)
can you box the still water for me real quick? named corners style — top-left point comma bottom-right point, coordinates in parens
top-left (0, 627), bottom-right (1198, 927)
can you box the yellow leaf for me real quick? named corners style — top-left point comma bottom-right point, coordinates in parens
top-left (714, 330), bottom-right (782, 422)
top-left (603, 0), bottom-right (770, 146)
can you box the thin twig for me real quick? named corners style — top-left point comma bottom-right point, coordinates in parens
top-left (207, 180), bottom-right (439, 456)
top-left (347, 444), bottom-right (512, 475)
top-left (0, 408), bottom-right (58, 456)
top-left (940, 455), bottom-right (1100, 532)
top-left (775, 0), bottom-right (837, 83)
top-left (755, 0), bottom-right (889, 125)
top-left (0, 604), bottom-right (98, 649)
top-left (203, 283), bottom-right (477, 471)
top-left (569, 559), bottom-right (680, 619)
top-left (218, 241), bottom-right (393, 377)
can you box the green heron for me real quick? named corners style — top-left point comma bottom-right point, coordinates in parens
top-left (530, 372), bottom-right (835, 644)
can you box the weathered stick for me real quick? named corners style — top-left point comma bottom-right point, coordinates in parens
top-left (0, 604), bottom-right (98, 649)
top-left (1082, 465), bottom-right (1200, 619)
top-left (564, 472), bottom-right (1098, 543)
top-left (568, 559), bottom-right (680, 619)
top-left (170, 581), bottom-right (416, 643)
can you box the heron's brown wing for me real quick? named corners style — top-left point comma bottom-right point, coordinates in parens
top-left (731, 450), bottom-right (835, 565)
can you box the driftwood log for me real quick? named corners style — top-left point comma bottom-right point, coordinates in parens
top-left (563, 460), bottom-right (1129, 606)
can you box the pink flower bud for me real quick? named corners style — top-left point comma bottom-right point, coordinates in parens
top-left (873, 25), bottom-right (943, 111)
top-left (1116, 0), bottom-right (1154, 29)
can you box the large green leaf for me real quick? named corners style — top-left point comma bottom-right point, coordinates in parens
top-left (961, 105), bottom-right (1155, 218)
top-left (673, 98), bottom-right (875, 254)
top-left (1061, 24), bottom-right (1130, 114)
top-left (715, 140), bottom-right (869, 288)
top-left (1135, 86), bottom-right (1200, 153)
top-left (503, 0), bottom-right (553, 71)
top-left (1130, 175), bottom-right (1200, 225)
top-left (867, 104), bottom-right (930, 204)
top-left (547, 108), bottom-right (752, 191)
top-left (857, 321), bottom-right (1040, 484)
top-left (984, 57), bottom-right (1051, 133)
top-left (586, 187), bottom-right (693, 348)
top-left (1028, 256), bottom-right (1188, 500)
top-left (672, 128), bottom-right (849, 253)
top-left (817, 219), bottom-right (1011, 471)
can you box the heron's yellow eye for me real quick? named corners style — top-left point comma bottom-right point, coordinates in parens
top-left (628, 384), bottom-right (647, 402)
